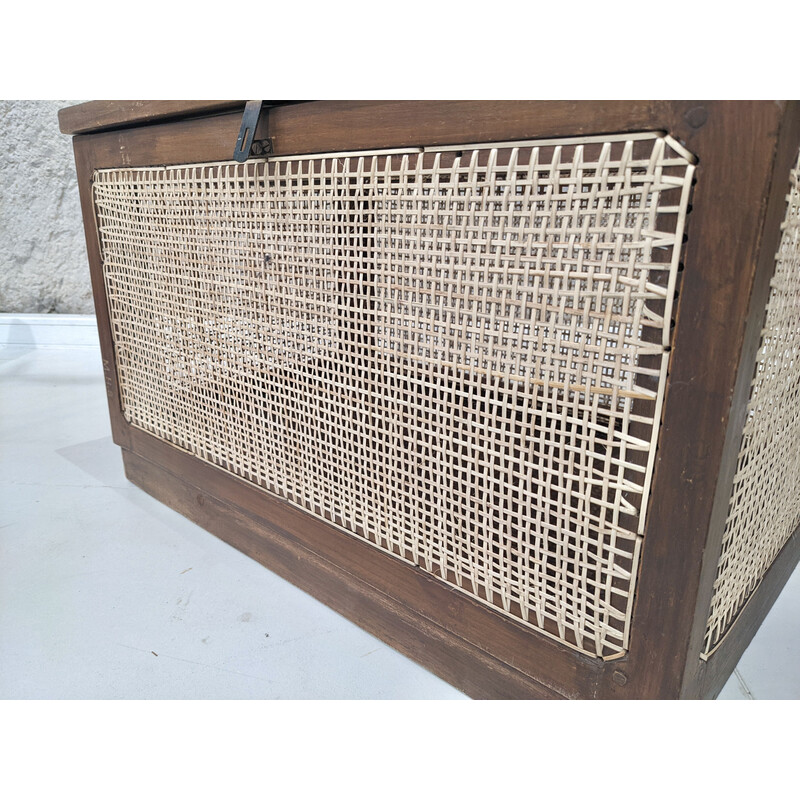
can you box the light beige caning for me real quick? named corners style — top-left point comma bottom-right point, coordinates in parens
top-left (702, 151), bottom-right (800, 657)
top-left (92, 133), bottom-right (695, 658)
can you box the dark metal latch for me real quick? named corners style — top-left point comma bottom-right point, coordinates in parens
top-left (233, 101), bottom-right (272, 162)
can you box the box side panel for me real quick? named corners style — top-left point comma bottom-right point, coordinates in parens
top-left (91, 137), bottom-right (693, 661)
top-left (702, 149), bottom-right (800, 657)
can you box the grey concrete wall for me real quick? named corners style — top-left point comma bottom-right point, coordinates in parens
top-left (0, 100), bottom-right (92, 313)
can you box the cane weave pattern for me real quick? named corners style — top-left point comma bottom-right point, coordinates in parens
top-left (93, 133), bottom-right (694, 658)
top-left (703, 152), bottom-right (800, 657)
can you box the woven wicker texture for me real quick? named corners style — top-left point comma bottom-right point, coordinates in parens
top-left (703, 151), bottom-right (800, 657)
top-left (93, 134), bottom-right (693, 658)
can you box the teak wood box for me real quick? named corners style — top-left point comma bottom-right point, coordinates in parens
top-left (60, 100), bottom-right (800, 699)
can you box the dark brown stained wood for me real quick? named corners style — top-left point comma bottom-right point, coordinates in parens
top-left (69, 100), bottom-right (669, 163)
top-left (680, 101), bottom-right (800, 698)
top-left (77, 101), bottom-right (671, 172)
top-left (121, 447), bottom-right (567, 700)
top-left (264, 100), bottom-right (662, 155)
top-left (58, 100), bottom-right (247, 135)
top-left (608, 101), bottom-right (793, 700)
top-left (73, 111), bottom-right (246, 170)
top-left (64, 100), bottom-right (800, 699)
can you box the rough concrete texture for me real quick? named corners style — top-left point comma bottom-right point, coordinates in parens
top-left (0, 100), bottom-right (92, 313)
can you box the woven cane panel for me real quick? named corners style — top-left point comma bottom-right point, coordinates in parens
top-left (703, 152), bottom-right (800, 657)
top-left (93, 134), bottom-right (694, 658)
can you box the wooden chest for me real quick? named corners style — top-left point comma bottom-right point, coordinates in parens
top-left (60, 100), bottom-right (800, 698)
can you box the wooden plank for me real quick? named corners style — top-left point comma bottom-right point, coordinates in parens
top-left (59, 100), bottom-right (247, 135)
top-left (266, 100), bottom-right (661, 154)
top-left (76, 100), bottom-right (667, 170)
top-left (76, 110), bottom-right (245, 169)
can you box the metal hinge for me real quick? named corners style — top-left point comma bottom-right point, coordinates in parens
top-left (233, 100), bottom-right (272, 162)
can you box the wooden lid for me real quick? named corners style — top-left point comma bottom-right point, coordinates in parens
top-left (59, 100), bottom-right (250, 135)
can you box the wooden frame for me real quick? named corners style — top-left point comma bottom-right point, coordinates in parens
top-left (61, 100), bottom-right (800, 699)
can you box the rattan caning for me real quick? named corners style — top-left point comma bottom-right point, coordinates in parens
top-left (702, 151), bottom-right (800, 657)
top-left (92, 133), bottom-right (694, 658)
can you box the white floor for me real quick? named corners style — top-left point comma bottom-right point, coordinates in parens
top-left (1, 314), bottom-right (798, 700)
